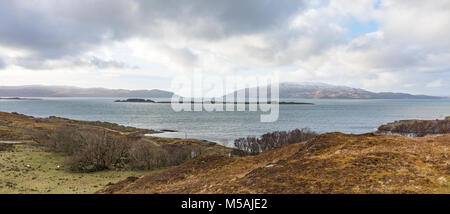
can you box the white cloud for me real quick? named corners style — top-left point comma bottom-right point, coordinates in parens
top-left (426, 79), bottom-right (443, 88)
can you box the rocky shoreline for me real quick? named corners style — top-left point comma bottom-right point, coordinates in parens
top-left (377, 116), bottom-right (450, 137)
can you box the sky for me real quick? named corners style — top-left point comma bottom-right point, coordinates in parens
top-left (0, 0), bottom-right (449, 96)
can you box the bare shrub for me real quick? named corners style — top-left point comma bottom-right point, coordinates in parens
top-left (128, 143), bottom-right (168, 170)
top-left (286, 128), bottom-right (319, 144)
top-left (234, 128), bottom-right (318, 156)
top-left (65, 130), bottom-right (131, 172)
top-left (234, 137), bottom-right (260, 155)
top-left (46, 127), bottom-right (83, 155)
top-left (161, 144), bottom-right (193, 165)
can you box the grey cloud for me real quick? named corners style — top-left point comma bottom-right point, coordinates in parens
top-left (13, 56), bottom-right (138, 70)
top-left (0, 0), bottom-right (306, 66)
top-left (0, 1), bottom-right (137, 59)
top-left (138, 0), bottom-right (305, 39)
top-left (240, 21), bottom-right (347, 66)
top-left (14, 57), bottom-right (50, 70)
top-left (86, 57), bottom-right (139, 70)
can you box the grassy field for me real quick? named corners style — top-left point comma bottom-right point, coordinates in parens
top-left (0, 143), bottom-right (155, 194)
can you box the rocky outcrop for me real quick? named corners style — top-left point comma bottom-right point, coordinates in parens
top-left (377, 117), bottom-right (450, 137)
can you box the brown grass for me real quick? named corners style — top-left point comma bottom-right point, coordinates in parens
top-left (98, 133), bottom-right (450, 194)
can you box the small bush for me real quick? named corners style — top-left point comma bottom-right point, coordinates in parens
top-left (65, 131), bottom-right (131, 172)
top-left (44, 127), bottom-right (84, 155)
top-left (234, 128), bottom-right (318, 155)
top-left (128, 143), bottom-right (168, 170)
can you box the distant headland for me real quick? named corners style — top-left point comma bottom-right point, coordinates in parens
top-left (0, 97), bottom-right (41, 101)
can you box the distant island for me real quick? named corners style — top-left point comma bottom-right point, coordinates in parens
top-left (115, 98), bottom-right (155, 103)
top-left (160, 101), bottom-right (314, 105)
top-left (115, 99), bottom-right (313, 105)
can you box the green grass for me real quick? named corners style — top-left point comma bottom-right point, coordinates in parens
top-left (0, 144), bottom-right (157, 194)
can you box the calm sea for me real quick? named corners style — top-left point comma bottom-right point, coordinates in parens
top-left (1, 98), bottom-right (450, 146)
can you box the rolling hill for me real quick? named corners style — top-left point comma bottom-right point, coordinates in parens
top-left (228, 82), bottom-right (440, 99)
top-left (98, 132), bottom-right (450, 194)
top-left (0, 85), bottom-right (174, 98)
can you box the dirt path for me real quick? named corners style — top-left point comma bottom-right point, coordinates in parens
top-left (0, 141), bottom-right (28, 144)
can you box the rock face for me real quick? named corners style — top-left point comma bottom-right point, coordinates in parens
top-left (98, 132), bottom-right (450, 194)
top-left (115, 99), bottom-right (155, 103)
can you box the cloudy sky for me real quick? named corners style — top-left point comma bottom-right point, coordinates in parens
top-left (0, 0), bottom-right (449, 96)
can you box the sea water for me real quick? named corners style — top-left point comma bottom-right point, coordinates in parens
top-left (1, 98), bottom-right (450, 146)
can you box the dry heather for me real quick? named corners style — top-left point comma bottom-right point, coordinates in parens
top-left (99, 133), bottom-right (450, 194)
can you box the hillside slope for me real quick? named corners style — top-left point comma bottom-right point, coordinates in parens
top-left (227, 82), bottom-right (440, 99)
top-left (99, 133), bottom-right (450, 194)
